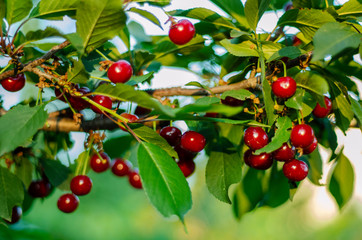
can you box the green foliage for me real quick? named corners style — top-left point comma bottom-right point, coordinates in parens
top-left (5, 0), bottom-right (32, 25)
top-left (245, 0), bottom-right (271, 31)
top-left (30, 0), bottom-right (78, 19)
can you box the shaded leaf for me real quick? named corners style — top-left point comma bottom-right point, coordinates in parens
top-left (221, 89), bottom-right (254, 100)
top-left (268, 46), bottom-right (306, 62)
top-left (14, 158), bottom-right (33, 189)
top-left (285, 88), bottom-right (316, 117)
top-left (40, 159), bottom-right (70, 187)
top-left (25, 27), bottom-right (64, 42)
top-left (103, 135), bottom-right (136, 159)
top-left (68, 60), bottom-right (90, 84)
top-left (29, 0), bottom-right (77, 19)
top-left (128, 7), bottom-right (162, 29)
top-left (295, 71), bottom-right (329, 97)
top-left (126, 72), bottom-right (154, 86)
top-left (210, 0), bottom-right (249, 30)
top-left (244, 0), bottom-right (272, 31)
top-left (5, 0), bottom-right (32, 25)
top-left (307, 149), bottom-right (323, 186)
top-left (194, 97), bottom-right (220, 105)
top-left (337, 0), bottom-right (362, 17)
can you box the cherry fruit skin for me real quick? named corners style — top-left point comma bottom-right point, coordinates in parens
top-left (120, 113), bottom-right (139, 131)
top-left (1, 74), bottom-right (25, 92)
top-left (243, 149), bottom-right (253, 167)
top-left (174, 144), bottom-right (197, 162)
top-left (28, 179), bottom-right (52, 198)
top-left (273, 142), bottom-right (296, 162)
top-left (4, 206), bottom-right (22, 224)
top-left (303, 136), bottom-right (318, 154)
top-left (90, 95), bottom-right (112, 114)
top-left (272, 76), bottom-right (297, 99)
top-left (177, 160), bottom-right (195, 178)
top-left (70, 175), bottom-right (92, 196)
top-left (245, 151), bottom-right (273, 170)
top-left (312, 96), bottom-right (332, 118)
top-left (90, 152), bottom-right (110, 173)
top-left (283, 159), bottom-right (309, 181)
top-left (180, 131), bottom-right (206, 153)
top-left (111, 159), bottom-right (131, 177)
top-left (160, 126), bottom-right (182, 146)
top-left (244, 127), bottom-right (269, 151)
top-left (221, 96), bottom-right (243, 107)
top-left (128, 170), bottom-right (142, 189)
top-left (169, 19), bottom-right (195, 45)
top-left (57, 193), bottom-right (79, 213)
top-left (107, 60), bottom-right (133, 84)
top-left (68, 86), bottom-right (91, 111)
top-left (290, 124), bottom-right (315, 148)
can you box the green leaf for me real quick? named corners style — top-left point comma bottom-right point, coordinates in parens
top-left (29, 0), bottom-right (78, 19)
top-left (277, 9), bottom-right (336, 40)
top-left (221, 89), bottom-right (254, 100)
top-left (73, 151), bottom-right (90, 175)
top-left (328, 152), bottom-right (354, 209)
top-left (103, 135), bottom-right (136, 159)
top-left (0, 0), bottom-right (5, 22)
top-left (132, 0), bottom-right (171, 6)
top-left (169, 8), bottom-right (239, 31)
top-left (337, 0), bottom-right (362, 17)
top-left (14, 158), bottom-right (33, 189)
top-left (138, 142), bottom-right (192, 221)
top-left (307, 149), bottom-right (323, 186)
top-left (93, 83), bottom-right (174, 117)
top-left (175, 103), bottom-right (244, 117)
top-left (25, 27), bottom-right (64, 42)
top-left (244, 0), bottom-right (271, 31)
top-left (285, 88), bottom-right (316, 117)
top-left (206, 150), bottom-right (242, 203)
top-left (128, 7), bottom-right (162, 29)
top-left (349, 95), bottom-right (362, 128)
top-left (255, 116), bottom-right (292, 154)
top-left (131, 124), bottom-right (178, 159)
top-left (76, 0), bottom-right (127, 54)
top-left (194, 97), bottom-right (220, 105)
top-left (0, 167), bottom-right (24, 221)
top-left (210, 0), bottom-right (249, 29)
top-left (312, 22), bottom-right (361, 61)
top-left (40, 159), bottom-right (70, 187)
top-left (268, 46), bottom-right (306, 62)
top-left (263, 164), bottom-right (289, 207)
top-left (126, 72), bottom-right (154, 86)
top-left (295, 71), bottom-right (329, 97)
top-left (5, 0), bottom-right (32, 25)
top-left (263, 75), bottom-right (277, 125)
top-left (217, 123), bottom-right (244, 146)
top-left (68, 60), bottom-right (90, 84)
top-left (0, 104), bottom-right (48, 156)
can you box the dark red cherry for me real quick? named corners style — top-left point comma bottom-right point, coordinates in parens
top-left (111, 159), bottom-right (131, 177)
top-left (205, 112), bottom-right (218, 118)
top-left (107, 60), bottom-right (133, 84)
top-left (180, 131), bottom-right (206, 153)
top-left (169, 19), bottom-right (195, 45)
top-left (177, 160), bottom-right (195, 178)
top-left (128, 170), bottom-right (142, 189)
top-left (244, 127), bottom-right (269, 151)
top-left (4, 206), bottom-right (22, 224)
top-left (246, 151), bottom-right (273, 170)
top-left (90, 95), bottom-right (112, 114)
top-left (283, 2), bottom-right (293, 11)
top-left (312, 96), bottom-right (332, 118)
top-left (221, 96), bottom-right (243, 107)
top-left (174, 144), bottom-right (197, 162)
top-left (283, 159), bottom-right (309, 181)
top-left (70, 175), bottom-right (92, 196)
top-left (292, 35), bottom-right (302, 46)
top-left (134, 106), bottom-right (151, 118)
top-left (28, 179), bottom-right (52, 198)
top-left (272, 142), bottom-right (296, 162)
top-left (57, 193), bottom-right (79, 213)
top-left (290, 124), bottom-right (315, 148)
top-left (1, 73), bottom-right (25, 92)
top-left (68, 86), bottom-right (91, 111)
top-left (243, 149), bottom-right (253, 167)
top-left (272, 76), bottom-right (297, 99)
top-left (90, 152), bottom-right (110, 173)
top-left (120, 113), bottom-right (139, 131)
top-left (160, 126), bottom-right (182, 146)
top-left (303, 136), bottom-right (318, 154)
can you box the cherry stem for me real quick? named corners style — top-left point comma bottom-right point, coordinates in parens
top-left (95, 49), bottom-right (110, 61)
top-left (0, 63), bottom-right (11, 75)
top-left (279, 60), bottom-right (287, 77)
top-left (91, 76), bottom-right (111, 82)
top-left (36, 88), bottom-right (43, 105)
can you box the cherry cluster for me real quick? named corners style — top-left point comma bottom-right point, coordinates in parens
top-left (160, 126), bottom-right (206, 177)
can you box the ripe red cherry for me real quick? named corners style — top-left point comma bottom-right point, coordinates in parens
top-left (221, 96), bottom-right (243, 107)
top-left (290, 124), bottom-right (315, 148)
top-left (1, 73), bottom-right (26, 92)
top-left (57, 193), bottom-right (79, 213)
top-left (128, 170), bottom-right (142, 189)
top-left (70, 175), bottom-right (92, 196)
top-left (90, 95), bottom-right (112, 114)
top-left (283, 159), bottom-right (309, 181)
top-left (4, 206), bottom-right (22, 224)
top-left (312, 96), bottom-right (332, 118)
top-left (134, 106), bottom-right (151, 117)
top-left (28, 179), bottom-right (52, 198)
top-left (244, 127), bottom-right (269, 151)
top-left (303, 136), bottom-right (318, 154)
top-left (245, 150), bottom-right (273, 170)
top-left (180, 131), bottom-right (206, 153)
top-left (90, 152), bottom-right (110, 173)
top-left (111, 159), bottom-right (131, 177)
top-left (120, 113), bottom-right (139, 131)
top-left (292, 36), bottom-right (302, 46)
top-left (107, 60), bottom-right (133, 84)
top-left (272, 142), bottom-right (296, 162)
top-left (168, 19), bottom-right (195, 45)
top-left (177, 160), bottom-right (195, 178)
top-left (272, 76), bottom-right (297, 99)
top-left (68, 86), bottom-right (91, 111)
top-left (174, 144), bottom-right (197, 162)
top-left (160, 126), bottom-right (182, 146)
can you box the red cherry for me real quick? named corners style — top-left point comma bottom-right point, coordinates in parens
top-left (128, 170), bottom-right (142, 189)
top-left (168, 19), bottom-right (195, 45)
top-left (290, 124), bottom-right (315, 148)
top-left (134, 106), bottom-right (151, 118)
top-left (292, 36), bottom-right (302, 47)
top-left (272, 142), bottom-right (296, 162)
top-left (70, 175), bottom-right (92, 196)
top-left (312, 96), bottom-right (332, 118)
top-left (1, 73), bottom-right (25, 92)
top-left (283, 2), bottom-right (293, 11)
top-left (272, 76), bottom-right (297, 99)
top-left (90, 152), bottom-right (110, 173)
top-left (245, 150), bottom-right (273, 170)
top-left (90, 95), bottom-right (112, 114)
top-left (283, 159), bottom-right (309, 181)
top-left (57, 193), bottom-right (79, 213)
top-left (177, 160), bottom-right (195, 178)
top-left (221, 96), bottom-right (243, 107)
top-left (111, 159), bottom-right (131, 177)
top-left (160, 126), bottom-right (182, 146)
top-left (244, 127), bottom-right (269, 151)
top-left (180, 131), bottom-right (206, 153)
top-left (120, 113), bottom-right (139, 131)
top-left (205, 112), bottom-right (218, 118)
top-left (107, 60), bottom-right (133, 84)
top-left (174, 144), bottom-right (197, 162)
top-left (303, 136), bottom-right (318, 154)
top-left (4, 206), bottom-right (22, 224)
top-left (68, 86), bottom-right (91, 111)
top-left (28, 179), bottom-right (52, 198)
